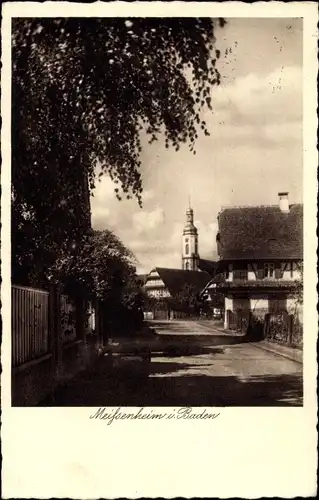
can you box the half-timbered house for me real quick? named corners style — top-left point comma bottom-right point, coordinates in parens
top-left (210, 192), bottom-right (303, 329)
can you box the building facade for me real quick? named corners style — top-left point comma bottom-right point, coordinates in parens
top-left (212, 192), bottom-right (303, 329)
top-left (144, 267), bottom-right (212, 319)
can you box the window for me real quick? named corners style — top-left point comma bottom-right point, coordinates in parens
top-left (264, 263), bottom-right (274, 278)
top-left (290, 262), bottom-right (294, 278)
top-left (233, 268), bottom-right (248, 280)
top-left (185, 243), bottom-right (189, 255)
top-left (185, 262), bottom-right (189, 270)
top-left (195, 241), bottom-right (198, 254)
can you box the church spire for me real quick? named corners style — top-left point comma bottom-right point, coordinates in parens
top-left (182, 204), bottom-right (199, 271)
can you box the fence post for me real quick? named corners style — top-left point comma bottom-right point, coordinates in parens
top-left (263, 314), bottom-right (269, 339)
top-left (287, 314), bottom-right (293, 346)
top-left (48, 284), bottom-right (63, 378)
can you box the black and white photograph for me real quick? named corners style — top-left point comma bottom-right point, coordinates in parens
top-left (1, 2), bottom-right (317, 498)
top-left (10, 14), bottom-right (306, 407)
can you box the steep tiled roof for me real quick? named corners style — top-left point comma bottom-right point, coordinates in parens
top-left (198, 258), bottom-right (218, 277)
top-left (217, 204), bottom-right (303, 260)
top-left (154, 267), bottom-right (211, 297)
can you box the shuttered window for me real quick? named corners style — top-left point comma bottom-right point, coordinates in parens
top-left (275, 263), bottom-right (284, 279)
top-left (264, 263), bottom-right (274, 278)
top-left (233, 269), bottom-right (248, 280)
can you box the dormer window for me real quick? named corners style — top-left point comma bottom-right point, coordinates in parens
top-left (264, 263), bottom-right (274, 278)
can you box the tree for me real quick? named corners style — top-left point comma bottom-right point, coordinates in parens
top-left (50, 229), bottom-right (136, 301)
top-left (12, 18), bottom-right (225, 283)
top-left (172, 283), bottom-right (200, 315)
top-left (49, 228), bottom-right (147, 338)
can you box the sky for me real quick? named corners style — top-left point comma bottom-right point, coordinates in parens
top-left (91, 18), bottom-right (303, 274)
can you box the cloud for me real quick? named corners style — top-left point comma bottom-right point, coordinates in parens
top-left (136, 250), bottom-right (181, 273)
top-left (262, 121), bottom-right (302, 144)
top-left (91, 175), bottom-right (155, 232)
top-left (132, 206), bottom-right (165, 234)
top-left (92, 175), bottom-right (117, 200)
top-left (142, 189), bottom-right (155, 201)
top-left (133, 218), bottom-right (219, 273)
top-left (195, 220), bottom-right (218, 259)
top-left (90, 176), bottom-right (117, 229)
top-left (210, 65), bottom-right (302, 127)
top-left (90, 22), bottom-right (302, 275)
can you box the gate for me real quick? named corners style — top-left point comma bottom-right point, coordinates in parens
top-left (226, 309), bottom-right (237, 330)
top-left (153, 309), bottom-right (169, 320)
top-left (236, 309), bottom-right (250, 333)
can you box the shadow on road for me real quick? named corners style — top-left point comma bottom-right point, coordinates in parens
top-left (39, 363), bottom-right (303, 408)
top-left (142, 372), bottom-right (303, 407)
top-left (37, 321), bottom-right (302, 407)
top-left (151, 345), bottom-right (224, 357)
top-left (154, 332), bottom-right (250, 346)
top-left (147, 320), bottom-right (255, 346)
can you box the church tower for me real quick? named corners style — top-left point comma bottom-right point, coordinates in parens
top-left (182, 204), bottom-right (199, 271)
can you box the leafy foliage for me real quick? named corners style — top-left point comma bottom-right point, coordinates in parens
top-left (12, 17), bottom-right (224, 202)
top-left (294, 262), bottom-right (303, 305)
top-left (50, 229), bottom-right (136, 300)
top-left (169, 283), bottom-right (200, 314)
top-left (12, 18), bottom-right (225, 286)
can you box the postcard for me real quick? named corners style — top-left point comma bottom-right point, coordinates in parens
top-left (1, 2), bottom-right (318, 498)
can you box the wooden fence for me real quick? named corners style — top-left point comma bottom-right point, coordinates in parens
top-left (12, 285), bottom-right (49, 367)
top-left (12, 285), bottom-right (98, 369)
top-left (264, 312), bottom-right (303, 347)
top-left (226, 309), bottom-right (250, 333)
top-left (226, 308), bottom-right (303, 347)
